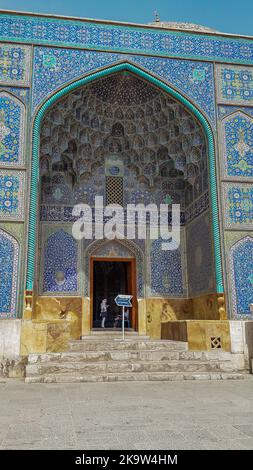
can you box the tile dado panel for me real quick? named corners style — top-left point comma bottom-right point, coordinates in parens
top-left (228, 236), bottom-right (253, 318)
top-left (216, 65), bottom-right (253, 105)
top-left (32, 48), bottom-right (215, 125)
top-left (0, 91), bottom-right (26, 166)
top-left (0, 228), bottom-right (19, 318)
top-left (222, 183), bottom-right (253, 229)
top-left (150, 236), bottom-right (185, 297)
top-left (0, 170), bottom-right (25, 220)
top-left (0, 13), bottom-right (253, 64)
top-left (0, 44), bottom-right (31, 86)
top-left (186, 211), bottom-right (215, 296)
top-left (41, 228), bottom-right (79, 295)
top-left (220, 111), bottom-right (253, 179)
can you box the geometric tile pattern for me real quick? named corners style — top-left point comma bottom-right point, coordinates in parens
top-left (150, 236), bottom-right (185, 296)
top-left (229, 236), bottom-right (253, 317)
top-left (43, 229), bottom-right (78, 294)
top-left (186, 211), bottom-right (215, 296)
top-left (1, 13), bottom-right (253, 64)
top-left (0, 86), bottom-right (30, 104)
top-left (216, 65), bottom-right (253, 105)
top-left (218, 105), bottom-right (253, 120)
top-left (33, 47), bottom-right (215, 124)
top-left (0, 171), bottom-right (25, 220)
top-left (223, 183), bottom-right (253, 229)
top-left (0, 228), bottom-right (19, 318)
top-left (221, 111), bottom-right (253, 178)
top-left (0, 44), bottom-right (31, 86)
top-left (0, 92), bottom-right (25, 166)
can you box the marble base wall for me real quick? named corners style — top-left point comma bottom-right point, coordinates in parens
top-left (0, 319), bottom-right (25, 379)
top-left (229, 320), bottom-right (253, 370)
top-left (161, 320), bottom-right (231, 351)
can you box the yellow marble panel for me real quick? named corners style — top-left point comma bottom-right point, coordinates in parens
top-left (82, 297), bottom-right (91, 336)
top-left (191, 294), bottom-right (219, 320)
top-left (46, 321), bottom-right (71, 352)
top-left (187, 320), bottom-right (231, 351)
top-left (137, 298), bottom-right (147, 336)
top-left (20, 321), bottom-right (47, 355)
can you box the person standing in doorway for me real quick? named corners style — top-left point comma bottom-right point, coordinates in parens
top-left (100, 298), bottom-right (109, 328)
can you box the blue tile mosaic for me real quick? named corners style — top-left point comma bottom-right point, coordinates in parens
top-left (0, 44), bottom-right (31, 86)
top-left (186, 211), bottom-right (215, 295)
top-left (223, 183), bottom-right (253, 228)
top-left (218, 105), bottom-right (253, 119)
top-left (221, 111), bottom-right (253, 178)
top-left (229, 236), bottom-right (253, 317)
top-left (150, 237), bottom-right (184, 296)
top-left (0, 91), bottom-right (25, 166)
top-left (32, 48), bottom-right (215, 124)
top-left (0, 170), bottom-right (25, 220)
top-left (216, 65), bottom-right (253, 105)
top-left (0, 13), bottom-right (253, 64)
top-left (43, 229), bottom-right (78, 293)
top-left (0, 228), bottom-right (19, 318)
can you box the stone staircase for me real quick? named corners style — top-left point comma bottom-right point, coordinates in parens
top-left (25, 330), bottom-right (251, 383)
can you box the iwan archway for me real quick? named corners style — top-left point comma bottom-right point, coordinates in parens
top-left (24, 62), bottom-right (224, 337)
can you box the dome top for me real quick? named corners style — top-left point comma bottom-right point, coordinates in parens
top-left (149, 21), bottom-right (219, 33)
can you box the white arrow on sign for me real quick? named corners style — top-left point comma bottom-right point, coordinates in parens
top-left (115, 294), bottom-right (133, 307)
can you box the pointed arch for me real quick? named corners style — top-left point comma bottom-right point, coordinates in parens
top-left (26, 62), bottom-right (223, 294)
top-left (84, 238), bottom-right (144, 298)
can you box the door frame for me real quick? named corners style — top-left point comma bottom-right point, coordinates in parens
top-left (90, 256), bottom-right (137, 330)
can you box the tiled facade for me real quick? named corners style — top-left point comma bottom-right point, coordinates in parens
top-left (0, 11), bottom-right (252, 323)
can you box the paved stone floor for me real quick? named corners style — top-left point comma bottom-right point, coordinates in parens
top-left (0, 379), bottom-right (253, 450)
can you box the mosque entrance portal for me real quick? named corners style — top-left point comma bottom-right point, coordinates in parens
top-left (91, 258), bottom-right (137, 330)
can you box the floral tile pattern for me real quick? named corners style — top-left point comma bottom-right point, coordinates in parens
top-left (32, 47), bottom-right (215, 124)
top-left (0, 228), bottom-right (19, 317)
top-left (186, 211), bottom-right (215, 296)
top-left (0, 13), bottom-right (253, 63)
top-left (150, 236), bottom-right (185, 297)
top-left (0, 170), bottom-right (25, 220)
top-left (229, 236), bottom-right (253, 317)
top-left (0, 91), bottom-right (25, 166)
top-left (221, 111), bottom-right (253, 178)
top-left (0, 44), bottom-right (31, 86)
top-left (42, 229), bottom-right (78, 294)
top-left (223, 183), bottom-right (253, 229)
top-left (216, 65), bottom-right (253, 105)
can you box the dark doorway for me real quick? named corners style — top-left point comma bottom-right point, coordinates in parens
top-left (92, 259), bottom-right (136, 329)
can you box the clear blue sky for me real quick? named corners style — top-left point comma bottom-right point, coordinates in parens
top-left (0, 0), bottom-right (252, 36)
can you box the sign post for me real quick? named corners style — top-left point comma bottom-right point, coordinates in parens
top-left (115, 295), bottom-right (133, 341)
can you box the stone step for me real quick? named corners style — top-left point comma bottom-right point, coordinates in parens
top-left (68, 339), bottom-right (188, 352)
top-left (26, 358), bottom-right (239, 376)
top-left (27, 349), bottom-right (235, 364)
top-left (25, 371), bottom-right (251, 384)
top-left (88, 329), bottom-right (139, 336)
